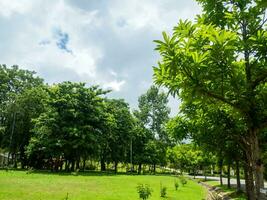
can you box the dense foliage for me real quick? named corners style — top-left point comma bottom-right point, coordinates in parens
top-left (154, 0), bottom-right (266, 199)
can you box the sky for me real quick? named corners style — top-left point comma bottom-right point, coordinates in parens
top-left (0, 0), bottom-right (201, 115)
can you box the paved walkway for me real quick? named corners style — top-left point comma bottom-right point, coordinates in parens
top-left (190, 175), bottom-right (267, 190)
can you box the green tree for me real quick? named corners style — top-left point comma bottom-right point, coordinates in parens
top-left (0, 65), bottom-right (44, 166)
top-left (102, 99), bottom-right (134, 173)
top-left (153, 1), bottom-right (266, 199)
top-left (134, 85), bottom-right (170, 173)
top-left (27, 82), bottom-right (107, 171)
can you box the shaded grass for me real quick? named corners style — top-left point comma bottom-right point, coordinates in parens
top-left (0, 170), bottom-right (206, 200)
top-left (204, 180), bottom-right (246, 200)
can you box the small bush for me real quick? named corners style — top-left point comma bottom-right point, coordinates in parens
top-left (85, 163), bottom-right (96, 170)
top-left (26, 167), bottom-right (35, 174)
top-left (174, 180), bottom-right (179, 190)
top-left (4, 166), bottom-right (9, 172)
top-left (64, 193), bottom-right (69, 200)
top-left (179, 176), bottom-right (187, 186)
top-left (137, 184), bottom-right (152, 200)
top-left (71, 169), bottom-right (79, 176)
top-left (160, 183), bottom-right (167, 198)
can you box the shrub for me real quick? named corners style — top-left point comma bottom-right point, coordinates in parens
top-left (137, 184), bottom-right (152, 200)
top-left (179, 176), bottom-right (187, 186)
top-left (71, 169), bottom-right (79, 176)
top-left (26, 167), bottom-right (35, 174)
top-left (174, 180), bottom-right (179, 191)
top-left (160, 183), bottom-right (167, 198)
top-left (64, 193), bottom-right (69, 200)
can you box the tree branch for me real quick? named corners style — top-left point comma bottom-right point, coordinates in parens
top-left (252, 71), bottom-right (267, 89)
top-left (197, 88), bottom-right (234, 106)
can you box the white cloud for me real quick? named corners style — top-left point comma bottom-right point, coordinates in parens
top-left (108, 0), bottom-right (201, 34)
top-left (0, 0), bottom-right (32, 17)
top-left (103, 80), bottom-right (126, 92)
top-left (0, 0), bottom-right (201, 113)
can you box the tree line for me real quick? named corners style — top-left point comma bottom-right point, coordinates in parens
top-left (0, 65), bottom-right (171, 174)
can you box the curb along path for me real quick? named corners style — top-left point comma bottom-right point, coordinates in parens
top-left (199, 181), bottom-right (231, 200)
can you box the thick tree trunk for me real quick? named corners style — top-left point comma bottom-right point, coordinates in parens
top-left (236, 160), bottom-right (241, 192)
top-left (252, 134), bottom-right (265, 200)
top-left (138, 163), bottom-right (142, 174)
top-left (244, 162), bottom-right (255, 200)
top-left (227, 162), bottom-right (231, 189)
top-left (243, 130), bottom-right (266, 200)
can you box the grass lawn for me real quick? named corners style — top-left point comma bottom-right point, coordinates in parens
top-left (0, 170), bottom-right (206, 200)
top-left (204, 180), bottom-right (246, 200)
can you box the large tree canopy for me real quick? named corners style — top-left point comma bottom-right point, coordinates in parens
top-left (153, 0), bottom-right (266, 199)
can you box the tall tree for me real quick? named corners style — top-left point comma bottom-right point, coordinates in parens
top-left (0, 65), bottom-right (44, 166)
top-left (102, 99), bottom-right (134, 173)
top-left (153, 1), bottom-right (266, 199)
top-left (134, 85), bottom-right (170, 172)
top-left (27, 82), bottom-right (107, 171)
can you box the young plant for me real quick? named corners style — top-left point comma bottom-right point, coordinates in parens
top-left (160, 182), bottom-right (167, 198)
top-left (137, 184), bottom-right (152, 200)
top-left (26, 167), bottom-right (35, 174)
top-left (64, 193), bottom-right (69, 200)
top-left (71, 169), bottom-right (79, 176)
top-left (174, 180), bottom-right (179, 191)
top-left (179, 176), bottom-right (187, 186)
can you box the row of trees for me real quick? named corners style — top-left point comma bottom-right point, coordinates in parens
top-left (153, 0), bottom-right (266, 199)
top-left (0, 65), bottom-right (172, 173)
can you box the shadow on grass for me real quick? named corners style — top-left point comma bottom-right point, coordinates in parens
top-left (0, 168), bottom-right (178, 177)
top-left (212, 184), bottom-right (246, 200)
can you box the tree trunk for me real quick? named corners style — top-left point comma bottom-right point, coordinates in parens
top-left (244, 161), bottom-right (255, 200)
top-left (252, 133), bottom-right (265, 200)
top-left (101, 159), bottom-right (106, 171)
top-left (204, 166), bottom-right (207, 181)
top-left (82, 159), bottom-right (86, 171)
top-left (114, 162), bottom-right (118, 174)
top-left (219, 158), bottom-right (223, 186)
top-left (71, 160), bottom-right (75, 172)
top-left (227, 162), bottom-right (231, 189)
top-left (243, 130), bottom-right (266, 200)
top-left (153, 164), bottom-right (156, 174)
top-left (65, 160), bottom-right (69, 172)
top-left (76, 159), bottom-right (80, 170)
top-left (138, 163), bottom-right (142, 174)
top-left (236, 160), bottom-right (241, 192)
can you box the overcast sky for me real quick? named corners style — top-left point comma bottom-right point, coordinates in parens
top-left (0, 0), bottom-right (201, 115)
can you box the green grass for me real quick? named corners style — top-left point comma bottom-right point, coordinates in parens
top-left (0, 170), bottom-right (206, 200)
top-left (204, 180), bottom-right (246, 200)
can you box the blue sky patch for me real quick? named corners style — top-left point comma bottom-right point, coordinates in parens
top-left (54, 28), bottom-right (72, 54)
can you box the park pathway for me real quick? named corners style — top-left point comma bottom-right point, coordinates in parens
top-left (190, 175), bottom-right (267, 191)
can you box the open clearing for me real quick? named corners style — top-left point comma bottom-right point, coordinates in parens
top-left (0, 170), bottom-right (206, 200)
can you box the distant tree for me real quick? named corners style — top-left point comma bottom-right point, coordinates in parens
top-left (134, 85), bottom-right (170, 173)
top-left (102, 99), bottom-right (134, 173)
top-left (27, 82), bottom-right (107, 171)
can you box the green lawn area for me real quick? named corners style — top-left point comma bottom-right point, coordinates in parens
top-left (0, 170), bottom-right (206, 200)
